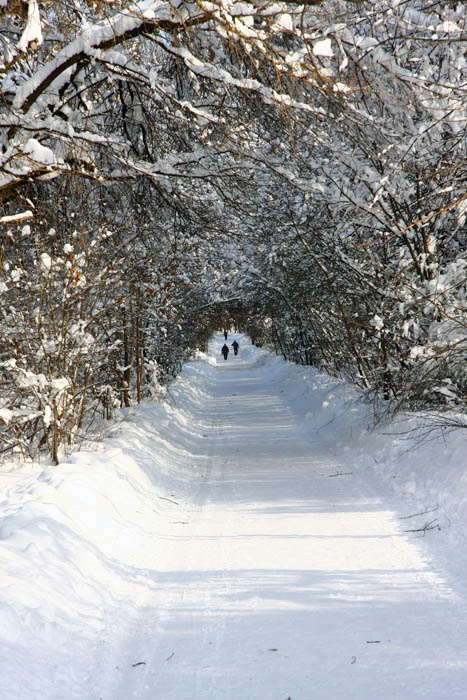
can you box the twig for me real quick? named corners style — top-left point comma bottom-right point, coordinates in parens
top-left (0, 442), bottom-right (19, 454)
top-left (399, 506), bottom-right (439, 520)
top-left (404, 519), bottom-right (440, 535)
top-left (158, 496), bottom-right (179, 505)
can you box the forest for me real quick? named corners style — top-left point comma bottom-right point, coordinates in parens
top-left (0, 0), bottom-right (466, 462)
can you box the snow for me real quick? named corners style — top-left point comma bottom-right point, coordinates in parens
top-left (22, 139), bottom-right (62, 170)
top-left (369, 313), bottom-right (384, 330)
top-left (313, 38), bottom-right (333, 57)
top-left (0, 408), bottom-right (13, 424)
top-left (1, 334), bottom-right (467, 699)
top-left (17, 0), bottom-right (43, 52)
top-left (276, 14), bottom-right (293, 32)
top-left (436, 21), bottom-right (461, 34)
top-left (39, 252), bottom-right (52, 272)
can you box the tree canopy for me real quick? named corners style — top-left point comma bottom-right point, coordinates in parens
top-left (1, 0), bottom-right (466, 461)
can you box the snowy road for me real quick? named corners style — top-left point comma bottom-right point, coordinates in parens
top-left (91, 336), bottom-right (467, 699)
top-left (2, 335), bottom-right (467, 699)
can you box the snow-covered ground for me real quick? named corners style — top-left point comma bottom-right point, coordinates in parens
top-left (1, 334), bottom-right (467, 699)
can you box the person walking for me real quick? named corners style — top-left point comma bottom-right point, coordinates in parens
top-left (231, 340), bottom-right (239, 356)
top-left (224, 330), bottom-right (228, 340)
top-left (221, 343), bottom-right (229, 360)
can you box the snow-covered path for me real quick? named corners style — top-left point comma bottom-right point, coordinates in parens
top-left (2, 335), bottom-right (467, 699)
top-left (91, 336), bottom-right (467, 699)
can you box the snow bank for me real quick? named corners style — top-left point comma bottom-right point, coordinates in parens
top-left (0, 398), bottom-right (195, 690)
top-left (261, 350), bottom-right (467, 588)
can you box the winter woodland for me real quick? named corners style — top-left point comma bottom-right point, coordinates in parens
top-left (0, 0), bottom-right (466, 462)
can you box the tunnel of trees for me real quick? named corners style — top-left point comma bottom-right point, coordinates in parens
top-left (0, 0), bottom-right (466, 461)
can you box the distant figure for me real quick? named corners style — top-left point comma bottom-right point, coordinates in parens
top-left (221, 343), bottom-right (229, 360)
top-left (224, 330), bottom-right (228, 340)
top-left (231, 340), bottom-right (239, 356)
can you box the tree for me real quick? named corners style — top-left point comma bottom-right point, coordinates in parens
top-left (1, 0), bottom-right (466, 460)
